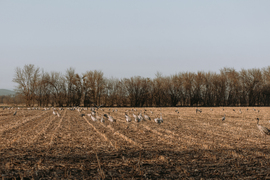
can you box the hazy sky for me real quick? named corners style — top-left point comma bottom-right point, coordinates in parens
top-left (1, 1), bottom-right (270, 90)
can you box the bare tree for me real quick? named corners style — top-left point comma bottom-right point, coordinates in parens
top-left (220, 68), bottom-right (241, 106)
top-left (240, 68), bottom-right (262, 106)
top-left (48, 72), bottom-right (67, 107)
top-left (12, 64), bottom-right (270, 108)
top-left (261, 66), bottom-right (270, 105)
top-left (124, 76), bottom-right (150, 107)
top-left (36, 71), bottom-right (51, 107)
top-left (13, 64), bottom-right (40, 106)
top-left (70, 73), bottom-right (82, 106)
top-left (211, 73), bottom-right (226, 106)
top-left (182, 72), bottom-right (195, 106)
top-left (152, 72), bottom-right (167, 107)
top-left (163, 74), bottom-right (183, 106)
top-left (83, 70), bottom-right (105, 106)
top-left (65, 67), bottom-right (76, 107)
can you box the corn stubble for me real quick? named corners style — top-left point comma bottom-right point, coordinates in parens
top-left (0, 107), bottom-right (270, 179)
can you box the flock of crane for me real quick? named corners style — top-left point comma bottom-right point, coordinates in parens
top-left (2, 106), bottom-right (270, 143)
top-left (3, 104), bottom-right (164, 125)
top-left (75, 105), bottom-right (164, 125)
top-left (194, 107), bottom-right (270, 143)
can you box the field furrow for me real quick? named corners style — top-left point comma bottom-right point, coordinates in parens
top-left (29, 113), bottom-right (62, 146)
top-left (27, 115), bottom-right (58, 146)
top-left (1, 107), bottom-right (270, 179)
top-left (48, 109), bottom-right (67, 146)
top-left (0, 111), bottom-right (49, 135)
top-left (1, 113), bottom-right (54, 147)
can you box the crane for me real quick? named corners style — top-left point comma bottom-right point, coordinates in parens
top-left (144, 112), bottom-right (151, 121)
top-left (154, 113), bottom-right (163, 125)
top-left (138, 112), bottom-right (144, 121)
top-left (133, 114), bottom-right (140, 122)
top-left (91, 114), bottom-right (97, 122)
top-left (108, 113), bottom-right (115, 122)
top-left (125, 113), bottom-right (132, 122)
top-left (93, 103), bottom-right (103, 110)
top-left (256, 118), bottom-right (270, 144)
top-left (222, 114), bottom-right (225, 121)
top-left (100, 115), bottom-right (105, 123)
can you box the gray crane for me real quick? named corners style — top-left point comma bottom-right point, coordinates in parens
top-left (125, 113), bottom-right (132, 122)
top-left (222, 114), bottom-right (225, 121)
top-left (100, 115), bottom-right (105, 123)
top-left (93, 103), bottom-right (103, 110)
top-left (90, 114), bottom-right (97, 122)
top-left (144, 112), bottom-right (151, 121)
top-left (256, 118), bottom-right (270, 144)
top-left (133, 113), bottom-right (140, 122)
top-left (138, 112), bottom-right (144, 121)
top-left (108, 113), bottom-right (115, 122)
top-left (154, 113), bottom-right (163, 125)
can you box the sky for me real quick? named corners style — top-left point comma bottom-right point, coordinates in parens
top-left (1, 1), bottom-right (270, 90)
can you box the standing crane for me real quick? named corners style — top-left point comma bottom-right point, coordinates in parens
top-left (159, 113), bottom-right (163, 123)
top-left (125, 113), bottom-right (132, 122)
top-left (144, 112), bottom-right (151, 121)
top-left (108, 113), bottom-right (115, 122)
top-left (100, 114), bottom-right (105, 123)
top-left (91, 114), bottom-right (97, 122)
top-left (256, 118), bottom-right (270, 144)
top-left (138, 112), bottom-right (144, 121)
top-left (154, 113), bottom-right (163, 125)
top-left (222, 114), bottom-right (225, 121)
top-left (133, 113), bottom-right (140, 122)
top-left (96, 112), bottom-right (101, 120)
top-left (154, 117), bottom-right (162, 124)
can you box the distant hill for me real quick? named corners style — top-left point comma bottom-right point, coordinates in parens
top-left (0, 89), bottom-right (16, 96)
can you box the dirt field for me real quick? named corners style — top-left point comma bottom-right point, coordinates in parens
top-left (0, 107), bottom-right (270, 179)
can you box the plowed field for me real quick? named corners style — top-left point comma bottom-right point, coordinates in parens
top-left (1, 107), bottom-right (270, 179)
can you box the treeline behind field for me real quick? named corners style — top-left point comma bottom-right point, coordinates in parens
top-left (12, 64), bottom-right (270, 107)
top-left (0, 94), bottom-right (24, 106)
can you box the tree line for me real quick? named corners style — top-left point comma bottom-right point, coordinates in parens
top-left (12, 64), bottom-right (270, 107)
top-left (0, 94), bottom-right (24, 105)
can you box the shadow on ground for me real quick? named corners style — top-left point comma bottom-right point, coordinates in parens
top-left (1, 145), bottom-right (270, 179)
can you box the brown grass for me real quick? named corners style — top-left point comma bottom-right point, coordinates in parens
top-left (0, 107), bottom-right (270, 179)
